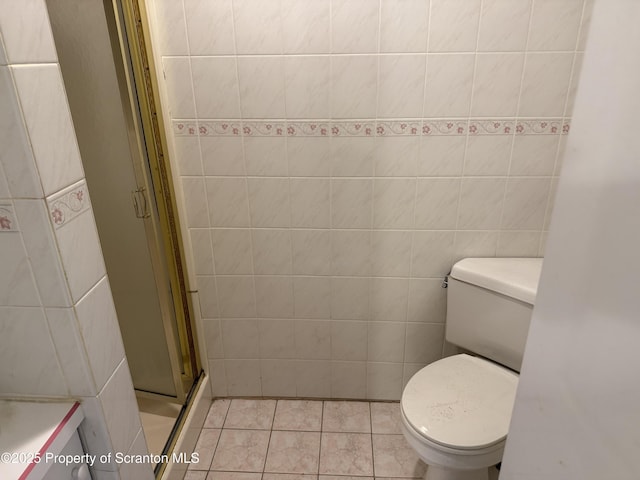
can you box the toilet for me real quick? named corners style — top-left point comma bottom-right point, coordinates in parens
top-left (401, 257), bottom-right (543, 480)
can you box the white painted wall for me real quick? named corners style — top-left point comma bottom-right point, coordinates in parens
top-left (501, 1), bottom-right (640, 478)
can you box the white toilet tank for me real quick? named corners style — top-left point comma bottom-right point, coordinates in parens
top-left (446, 257), bottom-right (543, 372)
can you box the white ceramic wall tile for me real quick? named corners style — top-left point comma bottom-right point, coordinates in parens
top-left (290, 178), bottom-right (331, 228)
top-left (245, 137), bottom-right (288, 177)
top-left (206, 177), bottom-right (251, 227)
top-left (519, 53), bottom-right (573, 117)
top-left (119, 428), bottom-right (154, 480)
top-left (173, 136), bottom-right (203, 176)
top-left (407, 278), bottom-right (447, 323)
top-left (331, 55), bottom-right (378, 118)
top-left (457, 177), bottom-right (506, 230)
top-left (511, 135), bottom-right (560, 176)
top-left (181, 178), bottom-right (209, 227)
top-left (153, 0), bottom-right (188, 55)
top-left (0, 229), bottom-right (40, 307)
top-left (331, 277), bottom-right (370, 320)
top-left (378, 55), bottom-right (426, 118)
top-left (224, 359), bottom-right (262, 396)
top-left (0, 306), bottom-right (67, 396)
top-left (98, 359), bottom-right (142, 457)
top-left (198, 275), bottom-right (220, 318)
top-left (370, 278), bottom-right (409, 322)
top-left (330, 361), bottom-right (366, 399)
top-left (216, 276), bottom-right (256, 318)
top-left (74, 277), bottom-right (126, 391)
top-left (374, 136), bottom-right (420, 177)
top-left (477, 0), bottom-right (532, 52)
top-left (184, 0), bottom-right (235, 55)
top-left (281, 0), bottom-right (330, 54)
top-left (161, 57), bottom-right (196, 118)
top-left (255, 275), bottom-right (294, 318)
top-left (258, 319), bottom-right (296, 359)
top-left (464, 135), bottom-right (513, 176)
top-left (370, 230), bottom-right (412, 277)
top-left (424, 54), bottom-right (474, 117)
top-left (418, 136), bottom-right (466, 176)
top-left (471, 53), bottom-right (524, 116)
top-left (331, 321), bottom-right (367, 361)
top-left (577, 0), bottom-right (593, 51)
top-left (209, 359), bottom-right (228, 396)
top-left (292, 229), bottom-right (332, 276)
top-left (238, 56), bottom-right (286, 118)
top-left (428, 0), bottom-right (481, 52)
top-left (380, 0), bottom-right (429, 53)
top-left (247, 178), bottom-right (291, 227)
top-left (527, 0), bottom-right (584, 51)
top-left (414, 178), bottom-right (460, 229)
top-left (411, 231), bottom-right (455, 278)
top-left (252, 229), bottom-right (292, 274)
top-left (189, 229), bottom-right (215, 276)
top-left (201, 136), bottom-right (245, 176)
top-left (79, 397), bottom-right (117, 472)
top-left (284, 56), bottom-right (330, 118)
top-left (367, 362), bottom-right (403, 400)
top-left (565, 52), bottom-right (584, 116)
top-left (331, 137), bottom-right (375, 177)
top-left (373, 179), bottom-right (416, 229)
top-left (0, 162), bottom-right (10, 199)
top-left (212, 229), bottom-right (253, 275)
top-left (202, 319), bottom-right (224, 359)
top-left (293, 276), bottom-right (331, 319)
top-left (221, 319), bottom-right (260, 358)
top-left (331, 179), bottom-right (372, 229)
top-left (453, 231), bottom-right (498, 261)
top-left (0, 0), bottom-right (57, 63)
top-left (331, 230), bottom-right (371, 277)
top-left (191, 57), bottom-right (241, 118)
top-left (14, 199), bottom-right (71, 306)
top-left (295, 320), bottom-right (331, 359)
top-left (496, 231), bottom-right (541, 257)
top-left (501, 177), bottom-right (551, 230)
top-left (232, 0), bottom-right (282, 54)
top-left (11, 64), bottom-right (84, 196)
top-left (0, 31), bottom-right (6, 65)
top-left (52, 208), bottom-right (106, 303)
top-left (404, 323), bottom-right (445, 364)
top-left (288, 137), bottom-right (331, 177)
top-left (331, 0), bottom-right (379, 53)
top-left (295, 360), bottom-right (331, 397)
top-left (261, 359), bottom-right (297, 397)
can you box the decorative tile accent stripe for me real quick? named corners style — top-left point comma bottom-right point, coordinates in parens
top-left (47, 180), bottom-right (90, 229)
top-left (172, 119), bottom-right (570, 137)
top-left (0, 204), bottom-right (18, 232)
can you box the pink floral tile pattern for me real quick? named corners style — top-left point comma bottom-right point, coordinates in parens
top-left (0, 204), bottom-right (18, 232)
top-left (46, 180), bottom-right (90, 229)
top-left (172, 118), bottom-right (571, 138)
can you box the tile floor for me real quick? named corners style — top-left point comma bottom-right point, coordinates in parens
top-left (185, 399), bottom-right (427, 480)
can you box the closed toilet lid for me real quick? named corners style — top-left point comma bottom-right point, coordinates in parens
top-left (401, 354), bottom-right (519, 450)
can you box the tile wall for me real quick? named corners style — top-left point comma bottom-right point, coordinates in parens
top-left (0, 1), bottom-right (152, 478)
top-left (150, 0), bottom-right (593, 400)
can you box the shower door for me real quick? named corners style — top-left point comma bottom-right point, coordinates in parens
top-left (47, 0), bottom-right (193, 400)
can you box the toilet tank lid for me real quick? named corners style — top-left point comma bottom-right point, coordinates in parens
top-left (450, 257), bottom-right (543, 305)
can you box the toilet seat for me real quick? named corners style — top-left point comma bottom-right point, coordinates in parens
top-left (401, 354), bottom-right (519, 451)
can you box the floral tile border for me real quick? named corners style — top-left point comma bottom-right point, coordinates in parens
top-left (0, 203), bottom-right (18, 232)
top-left (173, 118), bottom-right (570, 137)
top-left (46, 180), bottom-right (90, 229)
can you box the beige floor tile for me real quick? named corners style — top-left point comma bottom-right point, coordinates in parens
top-left (204, 399), bottom-right (231, 428)
top-left (185, 472), bottom-right (208, 480)
top-left (207, 473), bottom-right (262, 480)
top-left (211, 429), bottom-right (271, 472)
top-left (273, 400), bottom-right (323, 431)
top-left (319, 432), bottom-right (374, 476)
top-left (372, 434), bottom-right (426, 478)
top-left (263, 475), bottom-right (318, 480)
top-left (187, 428), bottom-right (221, 471)
top-left (224, 399), bottom-right (277, 430)
top-left (370, 402), bottom-right (402, 434)
top-left (265, 431), bottom-right (321, 473)
top-left (322, 401), bottom-right (371, 433)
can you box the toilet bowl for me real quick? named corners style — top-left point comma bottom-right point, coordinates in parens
top-left (401, 258), bottom-right (543, 480)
